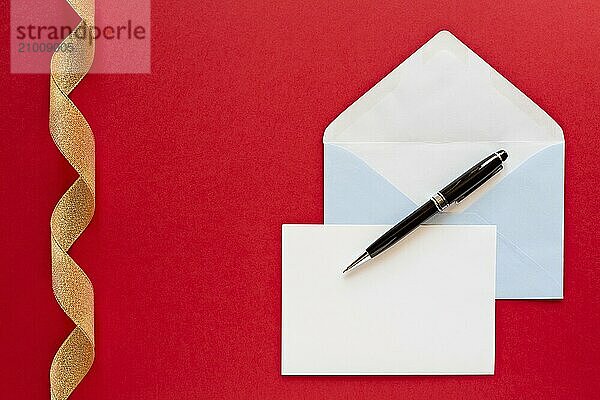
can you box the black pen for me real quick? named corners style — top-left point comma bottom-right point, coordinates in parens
top-left (343, 150), bottom-right (508, 274)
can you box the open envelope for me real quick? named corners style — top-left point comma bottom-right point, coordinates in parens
top-left (324, 31), bottom-right (564, 299)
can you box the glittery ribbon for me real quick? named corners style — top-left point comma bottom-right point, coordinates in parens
top-left (49, 0), bottom-right (95, 399)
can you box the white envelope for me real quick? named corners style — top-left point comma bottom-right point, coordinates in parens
top-left (324, 31), bottom-right (564, 299)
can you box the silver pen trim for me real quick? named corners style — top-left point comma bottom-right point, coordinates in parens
top-left (342, 251), bottom-right (370, 274)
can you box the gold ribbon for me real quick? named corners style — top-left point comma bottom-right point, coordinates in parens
top-left (49, 0), bottom-right (95, 399)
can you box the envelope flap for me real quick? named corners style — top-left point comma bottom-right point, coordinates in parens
top-left (323, 30), bottom-right (563, 144)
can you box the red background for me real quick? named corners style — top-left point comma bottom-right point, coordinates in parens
top-left (2, 1), bottom-right (600, 399)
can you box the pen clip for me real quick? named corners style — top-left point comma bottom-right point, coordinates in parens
top-left (455, 164), bottom-right (503, 203)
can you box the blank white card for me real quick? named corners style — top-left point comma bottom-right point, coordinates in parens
top-left (281, 225), bottom-right (496, 375)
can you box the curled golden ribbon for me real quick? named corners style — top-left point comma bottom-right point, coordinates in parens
top-left (49, 0), bottom-right (95, 399)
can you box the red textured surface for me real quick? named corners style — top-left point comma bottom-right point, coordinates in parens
top-left (2, 1), bottom-right (600, 399)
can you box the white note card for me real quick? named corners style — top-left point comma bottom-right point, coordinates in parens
top-left (281, 224), bottom-right (496, 375)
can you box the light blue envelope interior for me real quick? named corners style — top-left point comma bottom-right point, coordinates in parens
top-left (325, 143), bottom-right (564, 299)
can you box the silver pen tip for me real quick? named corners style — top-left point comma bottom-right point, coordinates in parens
top-left (342, 251), bottom-right (370, 274)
